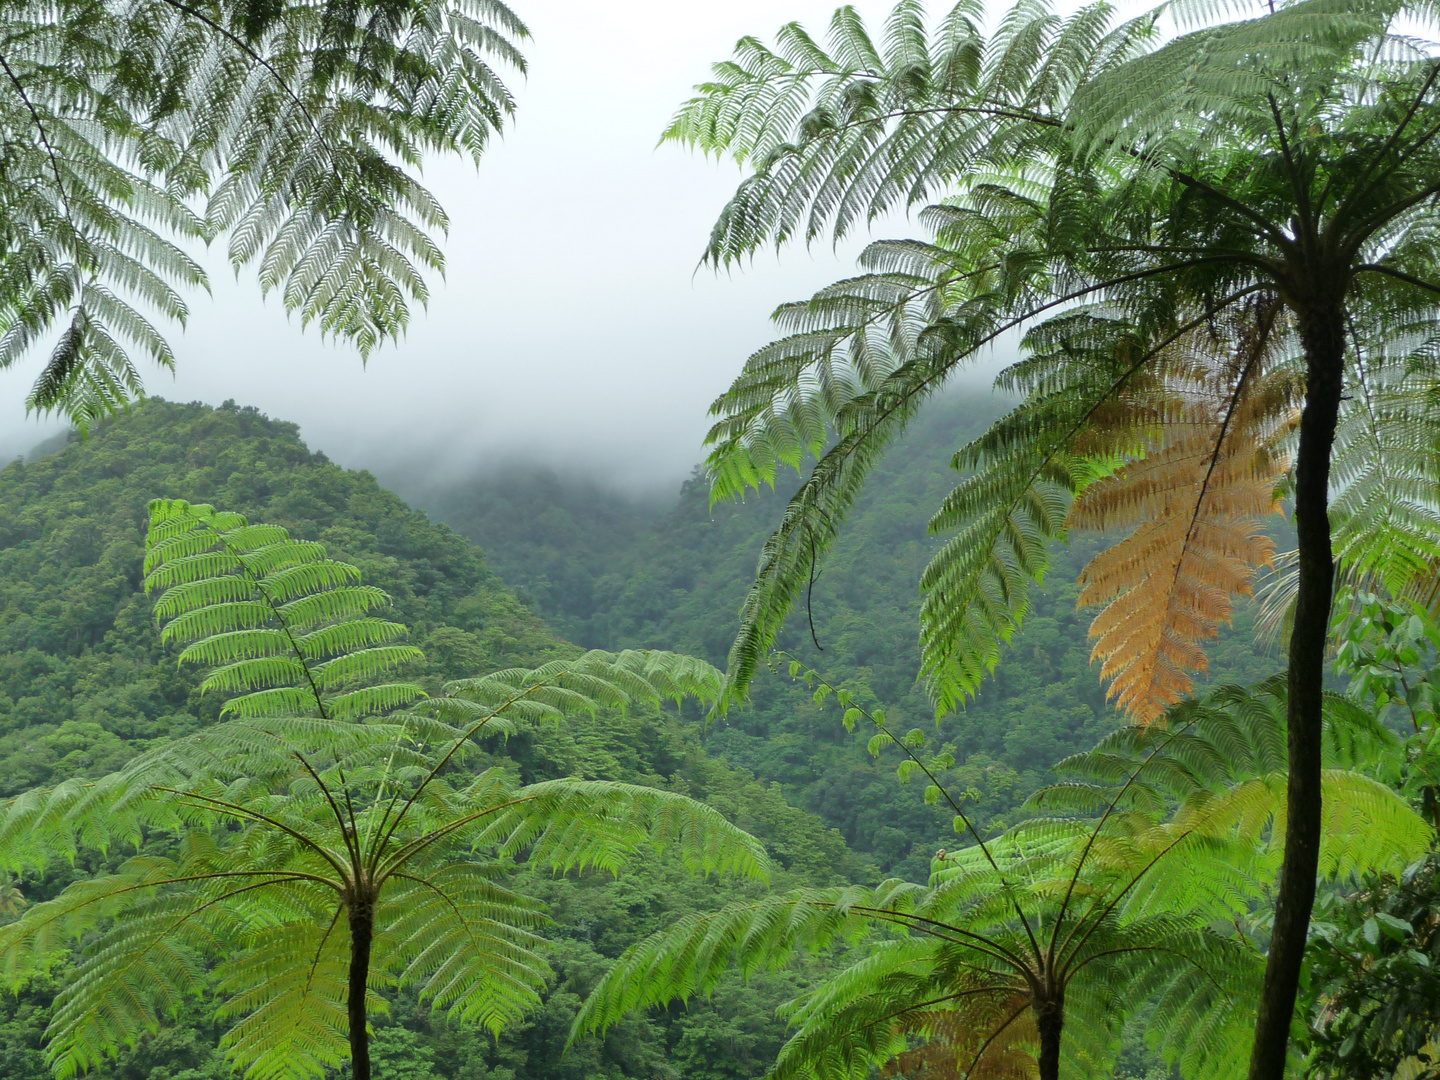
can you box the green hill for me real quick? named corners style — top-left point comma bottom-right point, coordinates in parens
top-left (0, 399), bottom-right (865, 1080)
top-left (414, 393), bottom-right (1287, 880)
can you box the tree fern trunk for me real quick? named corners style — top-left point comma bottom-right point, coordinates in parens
top-left (349, 900), bottom-right (375, 1080)
top-left (1246, 298), bottom-right (1346, 1080)
top-left (1035, 997), bottom-right (1063, 1080)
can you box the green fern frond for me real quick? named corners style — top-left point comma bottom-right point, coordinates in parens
top-left (0, 0), bottom-right (528, 427)
top-left (144, 498), bottom-right (425, 723)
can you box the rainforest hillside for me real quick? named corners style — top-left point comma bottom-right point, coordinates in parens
top-left (0, 399), bottom-right (867, 1080)
top-left (413, 393), bottom-right (1290, 879)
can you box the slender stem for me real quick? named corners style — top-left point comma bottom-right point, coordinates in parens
top-left (348, 896), bottom-right (374, 1080)
top-left (1247, 294), bottom-right (1347, 1080)
top-left (292, 751), bottom-right (361, 869)
top-left (376, 792), bottom-right (551, 879)
top-left (1057, 826), bottom-right (1198, 980)
top-left (1354, 263), bottom-right (1440, 297)
top-left (1165, 167), bottom-right (1294, 252)
top-left (0, 48), bottom-right (82, 254)
top-left (1267, 94), bottom-right (1311, 231)
top-left (1341, 181), bottom-right (1440, 258)
top-left (151, 0), bottom-right (324, 137)
top-left (1327, 62), bottom-right (1440, 225)
top-left (369, 678), bottom-right (571, 873)
top-left (1049, 714), bottom-right (1208, 967)
top-left (5, 870), bottom-right (334, 942)
top-left (846, 904), bottom-right (1035, 976)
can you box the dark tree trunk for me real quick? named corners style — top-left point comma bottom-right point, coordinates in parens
top-left (1035, 996), bottom-right (1064, 1080)
top-left (1246, 298), bottom-right (1347, 1080)
top-left (349, 899), bottom-right (375, 1080)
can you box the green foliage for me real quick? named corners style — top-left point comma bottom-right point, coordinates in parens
top-left (662, 0), bottom-right (1440, 716)
top-left (0, 399), bottom-right (565, 798)
top-left (1333, 592), bottom-right (1440, 826)
top-left (1304, 856), bottom-right (1440, 1080)
top-left (0, 401), bottom-right (870, 1080)
top-left (0, 0), bottom-right (526, 427)
top-left (576, 669), bottom-right (1430, 1080)
top-left (417, 395), bottom-right (1283, 878)
top-left (669, 4), bottom-right (1440, 1068)
top-left (1, 498), bottom-right (769, 1080)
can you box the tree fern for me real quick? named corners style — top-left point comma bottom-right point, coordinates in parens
top-left (575, 660), bottom-right (1430, 1080)
top-left (0, 0), bottom-right (527, 429)
top-left (0, 499), bottom-right (767, 1080)
top-left (673, 4), bottom-right (1440, 1069)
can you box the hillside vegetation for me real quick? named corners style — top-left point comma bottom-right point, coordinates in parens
top-left (0, 400), bottom-right (866, 1080)
top-left (415, 394), bottom-right (1287, 879)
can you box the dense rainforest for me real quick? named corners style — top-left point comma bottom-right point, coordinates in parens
top-left (2, 2), bottom-right (1438, 1077)
top-left (412, 394), bottom-right (1286, 880)
top-left (0, 400), bottom-right (869, 1080)
top-left (0, 395), bottom-right (1266, 1080)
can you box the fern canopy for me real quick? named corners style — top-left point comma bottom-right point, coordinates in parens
top-left (673, 8), bottom-right (1440, 1065)
top-left (676, 0), bottom-right (1440, 713)
top-left (0, 500), bottom-right (766, 1080)
top-left (0, 0), bottom-right (527, 429)
top-left (575, 667), bottom-right (1431, 1080)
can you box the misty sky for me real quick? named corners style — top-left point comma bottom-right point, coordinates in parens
top-left (0, 0), bottom-right (1140, 489)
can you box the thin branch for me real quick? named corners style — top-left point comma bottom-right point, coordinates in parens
top-left (1165, 167), bottom-right (1294, 252)
top-left (369, 673), bottom-right (582, 873)
top-left (292, 751), bottom-right (360, 872)
top-left (155, 787), bottom-right (350, 880)
top-left (1326, 60), bottom-right (1440, 222)
top-left (1057, 826), bottom-right (1200, 980)
top-left (1341, 181), bottom-right (1440, 257)
top-left (266, 900), bottom-right (346, 1055)
top-left (806, 530), bottom-right (824, 651)
top-left (1049, 708), bottom-right (1213, 966)
top-left (1066, 941), bottom-right (1228, 995)
top-left (0, 48), bottom-right (80, 252)
top-left (845, 904), bottom-right (1036, 975)
top-left (390, 871), bottom-right (519, 963)
top-left (781, 658), bottom-right (1046, 967)
top-left (1267, 93), bottom-right (1311, 231)
top-left (4, 872), bottom-right (329, 990)
top-left (794, 987), bottom-right (1020, 1059)
top-left (962, 998), bottom-right (1031, 1080)
top-left (376, 792), bottom-right (553, 879)
top-left (3, 870), bottom-right (335, 940)
top-left (1355, 262), bottom-right (1440, 297)
top-left (152, 0), bottom-right (323, 137)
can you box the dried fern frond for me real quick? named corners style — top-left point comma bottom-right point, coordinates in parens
top-left (1069, 304), bottom-right (1299, 721)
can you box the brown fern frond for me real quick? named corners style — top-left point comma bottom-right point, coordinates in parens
top-left (1069, 301), bottom-right (1299, 723)
top-left (885, 991), bottom-right (1038, 1080)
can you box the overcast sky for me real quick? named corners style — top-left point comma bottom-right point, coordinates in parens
top-left (0, 0), bottom-right (1136, 489)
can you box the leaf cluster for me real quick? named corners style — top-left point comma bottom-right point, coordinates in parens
top-left (0, 0), bottom-right (527, 427)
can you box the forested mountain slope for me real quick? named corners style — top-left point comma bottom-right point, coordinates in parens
top-left (0, 399), bottom-right (865, 1080)
top-left (415, 393), bottom-right (1288, 879)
